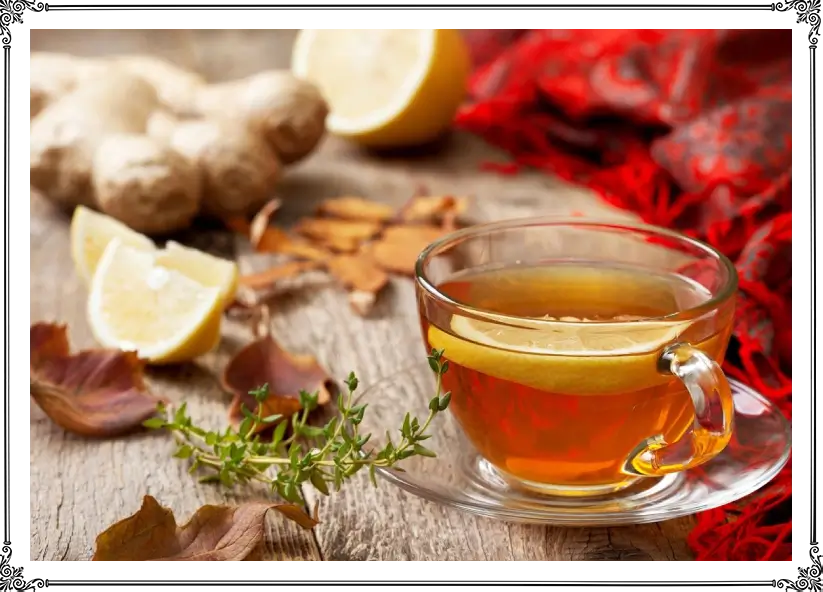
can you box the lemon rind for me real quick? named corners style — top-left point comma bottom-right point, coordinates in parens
top-left (450, 314), bottom-right (689, 358)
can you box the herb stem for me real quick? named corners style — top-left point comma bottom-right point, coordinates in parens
top-left (148, 348), bottom-right (451, 509)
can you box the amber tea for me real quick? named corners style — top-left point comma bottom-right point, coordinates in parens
top-left (421, 263), bottom-right (735, 493)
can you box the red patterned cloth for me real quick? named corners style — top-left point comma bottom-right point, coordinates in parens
top-left (457, 29), bottom-right (792, 561)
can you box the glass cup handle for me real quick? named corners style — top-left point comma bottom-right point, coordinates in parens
top-left (624, 342), bottom-right (734, 477)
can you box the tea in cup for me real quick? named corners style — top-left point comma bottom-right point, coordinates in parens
top-left (415, 219), bottom-right (737, 496)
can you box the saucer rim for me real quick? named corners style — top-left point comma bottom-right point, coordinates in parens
top-left (366, 363), bottom-right (792, 526)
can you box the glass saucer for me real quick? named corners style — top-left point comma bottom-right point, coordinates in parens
top-left (357, 362), bottom-right (791, 526)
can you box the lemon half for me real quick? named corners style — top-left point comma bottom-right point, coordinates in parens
top-left (88, 239), bottom-right (223, 364)
top-left (292, 29), bottom-right (470, 148)
top-left (428, 315), bottom-right (695, 396)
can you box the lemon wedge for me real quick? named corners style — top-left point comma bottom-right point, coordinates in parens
top-left (88, 239), bottom-right (223, 364)
top-left (292, 29), bottom-right (470, 148)
top-left (71, 205), bottom-right (155, 282)
top-left (428, 314), bottom-right (694, 395)
top-left (154, 240), bottom-right (238, 306)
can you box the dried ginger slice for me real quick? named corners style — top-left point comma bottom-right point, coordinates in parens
top-left (325, 254), bottom-right (389, 315)
top-left (295, 218), bottom-right (382, 253)
top-left (317, 196), bottom-right (395, 223)
top-left (367, 225), bottom-right (449, 276)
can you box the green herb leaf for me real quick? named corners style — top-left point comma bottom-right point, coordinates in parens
top-left (299, 390), bottom-right (320, 412)
top-left (310, 471), bottom-right (330, 495)
top-left (438, 392), bottom-right (452, 411)
top-left (323, 417), bottom-right (337, 437)
top-left (283, 481), bottom-right (302, 503)
top-left (142, 417), bottom-right (166, 429)
top-left (413, 444), bottom-right (437, 458)
top-left (337, 441), bottom-right (352, 458)
top-left (345, 371), bottom-right (358, 392)
top-left (369, 465), bottom-right (378, 488)
top-left (174, 445), bottom-right (193, 459)
top-left (272, 420), bottom-right (288, 448)
top-left (240, 404), bottom-right (256, 421)
top-left (299, 425), bottom-right (325, 438)
top-left (238, 416), bottom-right (253, 439)
top-left (250, 384), bottom-right (270, 403)
top-left (174, 402), bottom-right (188, 424)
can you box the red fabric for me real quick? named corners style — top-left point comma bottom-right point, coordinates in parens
top-left (457, 29), bottom-right (792, 561)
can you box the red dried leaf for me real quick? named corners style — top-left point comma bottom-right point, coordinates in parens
top-left (93, 495), bottom-right (317, 561)
top-left (30, 323), bottom-right (165, 438)
top-left (222, 333), bottom-right (332, 427)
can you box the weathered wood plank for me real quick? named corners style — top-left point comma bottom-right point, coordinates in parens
top-left (30, 29), bottom-right (695, 561)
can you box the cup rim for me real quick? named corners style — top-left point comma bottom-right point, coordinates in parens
top-left (414, 216), bottom-right (739, 326)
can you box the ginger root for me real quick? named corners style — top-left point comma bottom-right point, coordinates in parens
top-left (29, 53), bottom-right (328, 233)
top-left (93, 134), bottom-right (201, 234)
top-left (194, 71), bottom-right (328, 165)
top-left (169, 120), bottom-right (281, 218)
top-left (30, 72), bottom-right (159, 209)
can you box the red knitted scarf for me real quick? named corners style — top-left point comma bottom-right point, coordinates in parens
top-left (457, 29), bottom-right (792, 561)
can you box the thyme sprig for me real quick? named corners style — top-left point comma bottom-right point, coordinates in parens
top-left (145, 349), bottom-right (451, 505)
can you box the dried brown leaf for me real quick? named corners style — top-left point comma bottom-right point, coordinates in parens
top-left (222, 334), bottom-right (332, 427)
top-left (366, 225), bottom-right (449, 276)
top-left (325, 254), bottom-right (389, 316)
top-left (93, 495), bottom-right (317, 561)
top-left (30, 323), bottom-right (165, 438)
top-left (237, 261), bottom-right (320, 291)
top-left (295, 218), bottom-right (382, 253)
top-left (316, 196), bottom-right (395, 223)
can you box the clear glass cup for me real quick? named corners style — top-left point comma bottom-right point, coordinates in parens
top-left (415, 218), bottom-right (738, 496)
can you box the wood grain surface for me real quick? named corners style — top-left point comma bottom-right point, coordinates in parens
top-left (30, 29), bottom-right (695, 561)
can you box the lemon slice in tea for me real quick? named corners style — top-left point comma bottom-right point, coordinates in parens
top-left (428, 314), bottom-right (692, 395)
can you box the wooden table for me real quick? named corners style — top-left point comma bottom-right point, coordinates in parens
top-left (30, 30), bottom-right (695, 561)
